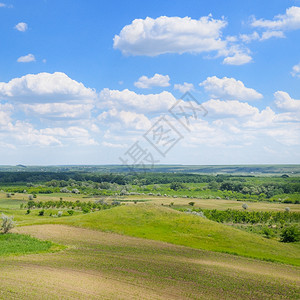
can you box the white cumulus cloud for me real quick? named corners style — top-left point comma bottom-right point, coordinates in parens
top-left (98, 88), bottom-right (176, 113)
top-left (260, 30), bottom-right (285, 40)
top-left (239, 31), bottom-right (260, 43)
top-left (113, 15), bottom-right (227, 56)
top-left (21, 103), bottom-right (94, 120)
top-left (291, 62), bottom-right (300, 77)
top-left (174, 82), bottom-right (194, 93)
top-left (98, 108), bottom-right (151, 130)
top-left (223, 52), bottom-right (252, 65)
top-left (200, 76), bottom-right (263, 101)
top-left (15, 22), bottom-right (28, 32)
top-left (251, 6), bottom-right (300, 31)
top-left (274, 91), bottom-right (300, 111)
top-left (134, 73), bottom-right (170, 88)
top-left (239, 30), bottom-right (285, 42)
top-left (17, 53), bottom-right (35, 63)
top-left (203, 99), bottom-right (258, 117)
top-left (0, 72), bottom-right (96, 103)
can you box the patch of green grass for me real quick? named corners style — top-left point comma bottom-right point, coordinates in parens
top-left (60, 205), bottom-right (300, 266)
top-left (0, 233), bottom-right (61, 256)
top-left (0, 198), bottom-right (27, 209)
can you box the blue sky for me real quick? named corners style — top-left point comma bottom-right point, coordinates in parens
top-left (0, 0), bottom-right (299, 165)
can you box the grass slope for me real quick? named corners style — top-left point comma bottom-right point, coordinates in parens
top-left (2, 224), bottom-right (298, 300)
top-left (60, 204), bottom-right (300, 266)
top-left (0, 233), bottom-right (57, 256)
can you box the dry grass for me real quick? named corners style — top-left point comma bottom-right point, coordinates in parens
top-left (123, 195), bottom-right (300, 212)
top-left (3, 192), bottom-right (300, 212)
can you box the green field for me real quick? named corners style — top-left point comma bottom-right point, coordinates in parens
top-left (0, 233), bottom-right (56, 256)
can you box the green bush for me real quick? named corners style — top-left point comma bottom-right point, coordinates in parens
top-left (38, 210), bottom-right (44, 216)
top-left (82, 208), bottom-right (90, 214)
top-left (280, 225), bottom-right (300, 243)
top-left (170, 182), bottom-right (186, 191)
top-left (261, 227), bottom-right (274, 239)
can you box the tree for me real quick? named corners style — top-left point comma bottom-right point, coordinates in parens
top-left (170, 182), bottom-right (185, 191)
top-left (1, 214), bottom-right (15, 234)
top-left (280, 225), bottom-right (300, 243)
top-left (188, 202), bottom-right (195, 206)
top-left (242, 203), bottom-right (248, 210)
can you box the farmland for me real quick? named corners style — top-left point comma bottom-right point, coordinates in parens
top-left (0, 167), bottom-right (299, 299)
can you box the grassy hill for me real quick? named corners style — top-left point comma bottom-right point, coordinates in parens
top-left (3, 224), bottom-right (297, 300)
top-left (56, 204), bottom-right (300, 266)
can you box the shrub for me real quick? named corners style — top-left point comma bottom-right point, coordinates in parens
top-left (26, 209), bottom-right (31, 215)
top-left (262, 227), bottom-right (273, 239)
top-left (60, 187), bottom-right (71, 193)
top-left (27, 200), bottom-right (35, 209)
top-left (38, 210), bottom-right (44, 216)
top-left (188, 202), bottom-right (195, 206)
top-left (242, 203), bottom-right (248, 210)
top-left (82, 208), bottom-right (90, 214)
top-left (67, 210), bottom-right (74, 216)
top-left (280, 225), bottom-right (300, 243)
top-left (1, 214), bottom-right (15, 233)
top-left (170, 182), bottom-right (185, 191)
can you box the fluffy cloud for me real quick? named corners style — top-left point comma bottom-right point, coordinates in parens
top-left (218, 43), bottom-right (252, 65)
top-left (240, 31), bottom-right (285, 42)
top-left (21, 103), bottom-right (94, 120)
top-left (40, 127), bottom-right (98, 146)
top-left (134, 74), bottom-right (170, 88)
top-left (203, 99), bottom-right (258, 117)
top-left (200, 76), bottom-right (263, 101)
top-left (0, 72), bottom-right (96, 103)
top-left (15, 22), bottom-right (28, 32)
top-left (98, 108), bottom-right (151, 130)
top-left (0, 118), bottom-right (98, 147)
top-left (243, 107), bottom-right (276, 128)
top-left (113, 15), bottom-right (227, 56)
top-left (251, 6), bottom-right (300, 31)
top-left (0, 104), bottom-right (13, 126)
top-left (274, 91), bottom-right (300, 111)
top-left (239, 31), bottom-right (260, 43)
top-left (223, 52), bottom-right (252, 65)
top-left (17, 54), bottom-right (35, 63)
top-left (174, 82), bottom-right (194, 93)
top-left (260, 30), bottom-right (285, 40)
top-left (291, 62), bottom-right (300, 77)
top-left (114, 15), bottom-right (253, 65)
top-left (98, 88), bottom-right (176, 113)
